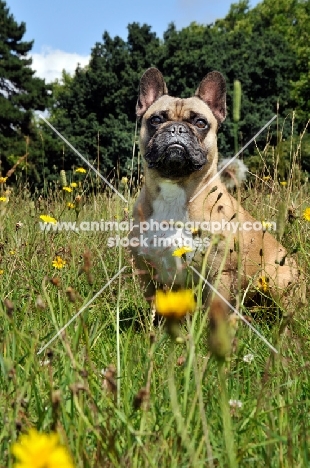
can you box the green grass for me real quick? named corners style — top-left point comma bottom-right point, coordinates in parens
top-left (0, 141), bottom-right (310, 467)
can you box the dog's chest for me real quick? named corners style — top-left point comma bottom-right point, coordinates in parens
top-left (138, 182), bottom-right (195, 284)
top-left (152, 182), bottom-right (188, 222)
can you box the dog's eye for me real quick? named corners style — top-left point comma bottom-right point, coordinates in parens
top-left (150, 116), bottom-right (163, 126)
top-left (194, 119), bottom-right (208, 129)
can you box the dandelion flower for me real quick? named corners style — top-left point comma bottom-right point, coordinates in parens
top-left (0, 269), bottom-right (4, 275)
top-left (280, 181), bottom-right (287, 186)
top-left (52, 256), bottom-right (66, 269)
top-left (262, 176), bottom-right (271, 181)
top-left (75, 167), bottom-right (86, 174)
top-left (155, 289), bottom-right (196, 319)
top-left (0, 177), bottom-right (7, 183)
top-left (70, 182), bottom-right (77, 188)
top-left (121, 177), bottom-right (128, 185)
top-left (258, 276), bottom-right (269, 293)
top-left (302, 207), bottom-right (310, 222)
top-left (62, 186), bottom-right (73, 193)
top-left (0, 196), bottom-right (7, 202)
top-left (11, 428), bottom-right (74, 468)
top-left (67, 203), bottom-right (75, 209)
top-left (172, 246), bottom-right (193, 257)
top-left (40, 215), bottom-right (57, 225)
top-left (9, 250), bottom-right (16, 255)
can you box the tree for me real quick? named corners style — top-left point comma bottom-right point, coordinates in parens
top-left (46, 2), bottom-right (309, 182)
top-left (158, 19), bottom-right (295, 160)
top-left (48, 23), bottom-right (161, 178)
top-left (0, 0), bottom-right (49, 174)
top-left (214, 0), bottom-right (310, 173)
top-left (216, 0), bottom-right (310, 126)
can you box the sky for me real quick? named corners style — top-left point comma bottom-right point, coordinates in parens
top-left (6, 0), bottom-right (260, 83)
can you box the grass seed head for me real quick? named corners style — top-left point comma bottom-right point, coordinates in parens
top-left (60, 169), bottom-right (68, 187)
top-left (102, 365), bottom-right (117, 395)
top-left (208, 298), bottom-right (232, 360)
top-left (50, 276), bottom-right (61, 287)
top-left (65, 287), bottom-right (78, 303)
top-left (133, 387), bottom-right (149, 411)
top-left (4, 298), bottom-right (14, 316)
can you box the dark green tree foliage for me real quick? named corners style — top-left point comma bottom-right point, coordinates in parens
top-left (3, 0), bottom-right (308, 182)
top-left (214, 0), bottom-right (310, 171)
top-left (49, 10), bottom-right (306, 178)
top-left (159, 15), bottom-right (295, 158)
top-left (0, 1), bottom-right (48, 173)
top-left (49, 24), bottom-right (160, 176)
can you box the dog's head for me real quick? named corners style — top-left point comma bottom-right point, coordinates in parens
top-left (136, 68), bottom-right (226, 179)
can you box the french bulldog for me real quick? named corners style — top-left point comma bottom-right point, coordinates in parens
top-left (129, 67), bottom-right (301, 314)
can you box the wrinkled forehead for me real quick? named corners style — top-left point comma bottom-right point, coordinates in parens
top-left (143, 95), bottom-right (215, 122)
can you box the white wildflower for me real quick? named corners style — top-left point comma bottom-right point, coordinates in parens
top-left (243, 353), bottom-right (254, 363)
top-left (229, 399), bottom-right (243, 408)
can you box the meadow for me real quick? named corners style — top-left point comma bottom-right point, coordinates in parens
top-left (0, 121), bottom-right (310, 468)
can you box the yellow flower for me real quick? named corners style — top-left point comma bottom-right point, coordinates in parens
top-left (191, 227), bottom-right (201, 237)
top-left (262, 220), bottom-right (273, 231)
top-left (121, 176), bottom-right (128, 185)
top-left (40, 215), bottom-right (57, 225)
top-left (62, 186), bottom-right (73, 193)
top-left (258, 276), bottom-right (269, 293)
top-left (75, 168), bottom-right (86, 174)
top-left (67, 203), bottom-right (75, 209)
top-left (155, 289), bottom-right (196, 319)
top-left (0, 196), bottom-right (7, 202)
top-left (70, 182), bottom-right (77, 188)
top-left (172, 246), bottom-right (193, 257)
top-left (0, 269), bottom-right (4, 275)
top-left (9, 250), bottom-right (16, 255)
top-left (52, 256), bottom-right (66, 269)
top-left (11, 428), bottom-right (74, 468)
top-left (262, 176), bottom-right (271, 181)
top-left (280, 181), bottom-right (287, 186)
top-left (302, 207), bottom-right (310, 222)
top-left (0, 177), bottom-right (7, 183)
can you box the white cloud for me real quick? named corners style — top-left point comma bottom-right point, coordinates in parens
top-left (29, 47), bottom-right (90, 83)
top-left (176, 0), bottom-right (233, 26)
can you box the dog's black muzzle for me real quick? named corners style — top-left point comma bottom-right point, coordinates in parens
top-left (145, 123), bottom-right (207, 178)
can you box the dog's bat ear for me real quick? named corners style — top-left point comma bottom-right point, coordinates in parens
top-left (136, 68), bottom-right (168, 117)
top-left (195, 71), bottom-right (226, 124)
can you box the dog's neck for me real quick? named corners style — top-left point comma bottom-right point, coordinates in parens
top-left (143, 151), bottom-right (219, 201)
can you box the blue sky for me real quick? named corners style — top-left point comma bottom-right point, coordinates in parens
top-left (6, 0), bottom-right (260, 82)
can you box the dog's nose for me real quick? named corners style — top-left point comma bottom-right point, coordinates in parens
top-left (170, 124), bottom-right (188, 135)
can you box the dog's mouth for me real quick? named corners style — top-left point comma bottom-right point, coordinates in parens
top-left (166, 143), bottom-right (186, 159)
top-left (145, 141), bottom-right (206, 178)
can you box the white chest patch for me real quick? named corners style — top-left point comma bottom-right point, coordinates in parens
top-left (137, 181), bottom-right (201, 285)
top-left (152, 181), bottom-right (188, 222)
